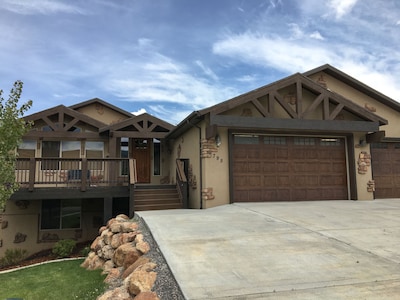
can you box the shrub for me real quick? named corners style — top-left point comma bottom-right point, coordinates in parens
top-left (0, 248), bottom-right (28, 267)
top-left (80, 245), bottom-right (91, 257)
top-left (52, 239), bottom-right (76, 258)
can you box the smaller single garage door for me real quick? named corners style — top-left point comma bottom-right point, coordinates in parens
top-left (232, 135), bottom-right (348, 202)
top-left (371, 142), bottom-right (400, 198)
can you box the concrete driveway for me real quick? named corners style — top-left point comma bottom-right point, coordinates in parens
top-left (138, 200), bottom-right (400, 299)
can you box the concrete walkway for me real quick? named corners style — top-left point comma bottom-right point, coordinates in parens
top-left (138, 200), bottom-right (400, 299)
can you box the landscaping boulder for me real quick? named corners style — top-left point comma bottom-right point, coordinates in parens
top-left (127, 263), bottom-right (157, 296)
top-left (114, 243), bottom-right (141, 268)
top-left (133, 291), bottom-right (160, 300)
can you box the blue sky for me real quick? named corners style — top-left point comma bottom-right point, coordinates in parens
top-left (0, 0), bottom-right (399, 125)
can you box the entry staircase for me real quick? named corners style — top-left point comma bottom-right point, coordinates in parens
top-left (134, 185), bottom-right (183, 211)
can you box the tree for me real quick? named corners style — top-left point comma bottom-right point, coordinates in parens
top-left (0, 81), bottom-right (32, 210)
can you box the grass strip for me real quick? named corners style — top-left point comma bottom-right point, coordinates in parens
top-left (0, 259), bottom-right (106, 300)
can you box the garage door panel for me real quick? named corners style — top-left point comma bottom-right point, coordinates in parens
top-left (233, 162), bottom-right (247, 172)
top-left (248, 162), bottom-right (261, 172)
top-left (293, 162), bottom-right (318, 172)
top-left (233, 135), bottom-right (347, 202)
top-left (276, 149), bottom-right (289, 159)
top-left (263, 176), bottom-right (277, 187)
top-left (277, 175), bottom-right (290, 186)
top-left (371, 143), bottom-right (400, 198)
top-left (233, 176), bottom-right (247, 187)
top-left (248, 190), bottom-right (263, 201)
top-left (320, 175), bottom-right (346, 185)
top-left (248, 176), bottom-right (261, 186)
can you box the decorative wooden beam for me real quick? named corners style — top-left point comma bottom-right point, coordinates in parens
top-left (296, 80), bottom-right (303, 118)
top-left (63, 118), bottom-right (79, 132)
top-left (366, 131), bottom-right (385, 143)
top-left (268, 93), bottom-right (274, 115)
top-left (302, 93), bottom-right (324, 119)
top-left (251, 99), bottom-right (268, 117)
top-left (42, 116), bottom-right (57, 131)
top-left (59, 112), bottom-right (64, 128)
top-left (210, 114), bottom-right (379, 132)
top-left (323, 96), bottom-right (330, 120)
top-left (273, 91), bottom-right (298, 119)
top-left (329, 103), bottom-right (345, 120)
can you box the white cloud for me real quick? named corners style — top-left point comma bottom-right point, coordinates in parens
top-left (148, 105), bottom-right (192, 125)
top-left (132, 108), bottom-right (147, 116)
top-left (195, 60), bottom-right (219, 81)
top-left (327, 0), bottom-right (358, 19)
top-left (104, 52), bottom-right (237, 110)
top-left (0, 0), bottom-right (85, 15)
top-left (288, 23), bottom-right (304, 39)
top-left (213, 33), bottom-right (337, 73)
top-left (310, 31), bottom-right (325, 40)
top-left (212, 32), bottom-right (400, 101)
top-left (236, 75), bottom-right (258, 83)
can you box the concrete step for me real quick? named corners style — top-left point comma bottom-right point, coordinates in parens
top-left (134, 184), bottom-right (183, 211)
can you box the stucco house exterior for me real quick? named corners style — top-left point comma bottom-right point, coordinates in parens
top-left (1, 64), bottom-right (400, 257)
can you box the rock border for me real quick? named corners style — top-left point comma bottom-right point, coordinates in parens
top-left (81, 214), bottom-right (184, 300)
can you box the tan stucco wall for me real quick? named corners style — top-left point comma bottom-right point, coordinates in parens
top-left (75, 103), bottom-right (131, 125)
top-left (352, 132), bottom-right (374, 200)
top-left (170, 125), bottom-right (202, 208)
top-left (202, 127), bottom-right (230, 208)
top-left (0, 199), bottom-right (102, 258)
top-left (149, 139), bottom-right (171, 185)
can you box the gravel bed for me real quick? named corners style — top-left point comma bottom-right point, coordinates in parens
top-left (136, 216), bottom-right (185, 300)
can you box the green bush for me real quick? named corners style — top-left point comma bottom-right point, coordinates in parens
top-left (52, 239), bottom-right (76, 258)
top-left (80, 245), bottom-right (91, 257)
top-left (0, 248), bottom-right (28, 267)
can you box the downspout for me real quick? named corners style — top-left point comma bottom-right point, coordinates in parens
top-left (186, 117), bottom-right (203, 209)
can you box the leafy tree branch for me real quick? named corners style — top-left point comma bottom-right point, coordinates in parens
top-left (0, 81), bottom-right (32, 210)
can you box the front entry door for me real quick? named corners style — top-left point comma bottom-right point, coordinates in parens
top-left (132, 139), bottom-right (151, 183)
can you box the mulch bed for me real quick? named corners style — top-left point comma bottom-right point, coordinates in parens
top-left (0, 241), bottom-right (90, 272)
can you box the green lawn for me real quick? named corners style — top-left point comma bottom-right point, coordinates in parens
top-left (0, 259), bottom-right (107, 300)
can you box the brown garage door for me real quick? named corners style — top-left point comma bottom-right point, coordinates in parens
top-left (232, 135), bottom-right (348, 202)
top-left (371, 143), bottom-right (400, 198)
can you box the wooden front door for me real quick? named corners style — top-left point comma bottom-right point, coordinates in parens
top-left (132, 139), bottom-right (151, 183)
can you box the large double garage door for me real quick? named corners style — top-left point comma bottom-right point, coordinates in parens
top-left (232, 135), bottom-right (348, 202)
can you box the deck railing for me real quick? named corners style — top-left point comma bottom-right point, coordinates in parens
top-left (15, 158), bottom-right (131, 191)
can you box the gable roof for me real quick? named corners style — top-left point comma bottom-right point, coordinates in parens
top-left (69, 97), bottom-right (134, 119)
top-left (168, 70), bottom-right (388, 138)
top-left (100, 112), bottom-right (175, 139)
top-left (303, 64), bottom-right (400, 112)
top-left (24, 104), bottom-right (107, 131)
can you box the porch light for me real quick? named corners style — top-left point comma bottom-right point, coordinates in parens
top-left (215, 134), bottom-right (222, 147)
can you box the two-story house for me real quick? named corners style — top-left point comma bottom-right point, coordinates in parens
top-left (1, 64), bottom-right (400, 258)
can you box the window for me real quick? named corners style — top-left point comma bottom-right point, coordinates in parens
top-left (371, 143), bottom-right (388, 149)
top-left (86, 141), bottom-right (104, 170)
top-left (41, 199), bottom-right (81, 229)
top-left (120, 138), bottom-right (129, 176)
top-left (61, 141), bottom-right (81, 169)
top-left (41, 141), bottom-right (60, 170)
top-left (234, 135), bottom-right (259, 144)
top-left (320, 138), bottom-right (341, 146)
top-left (16, 140), bottom-right (36, 170)
top-left (294, 137), bottom-right (316, 145)
top-left (264, 136), bottom-right (286, 145)
top-left (153, 139), bottom-right (161, 176)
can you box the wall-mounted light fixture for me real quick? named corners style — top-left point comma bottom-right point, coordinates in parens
top-left (359, 139), bottom-right (367, 147)
top-left (215, 134), bottom-right (221, 147)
